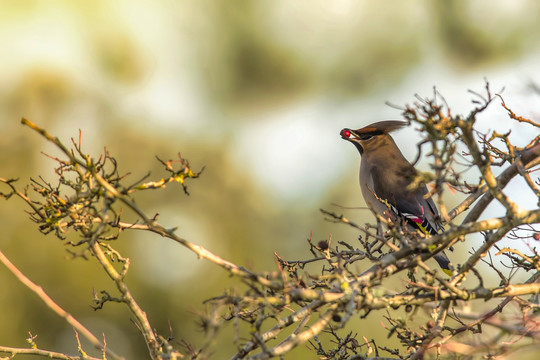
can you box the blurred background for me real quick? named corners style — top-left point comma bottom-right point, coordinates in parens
top-left (1, 0), bottom-right (539, 358)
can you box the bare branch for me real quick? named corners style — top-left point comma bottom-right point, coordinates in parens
top-left (0, 250), bottom-right (123, 360)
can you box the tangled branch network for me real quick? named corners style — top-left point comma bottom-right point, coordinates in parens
top-left (1, 82), bottom-right (539, 359)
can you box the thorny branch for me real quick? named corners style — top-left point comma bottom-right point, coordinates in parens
top-left (1, 82), bottom-right (539, 359)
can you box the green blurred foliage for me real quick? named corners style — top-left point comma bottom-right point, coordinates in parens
top-left (1, 0), bottom-right (539, 359)
top-left (434, 1), bottom-right (540, 67)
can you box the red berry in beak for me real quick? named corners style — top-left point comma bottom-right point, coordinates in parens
top-left (341, 129), bottom-right (351, 139)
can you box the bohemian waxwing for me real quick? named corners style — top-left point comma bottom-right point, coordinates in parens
top-left (340, 120), bottom-right (453, 276)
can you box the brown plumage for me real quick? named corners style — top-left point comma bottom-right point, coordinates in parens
top-left (341, 121), bottom-right (453, 275)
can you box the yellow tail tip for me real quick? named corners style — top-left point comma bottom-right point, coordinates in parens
top-left (442, 268), bottom-right (453, 276)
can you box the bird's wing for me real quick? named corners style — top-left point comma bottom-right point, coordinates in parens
top-left (370, 165), bottom-right (442, 235)
top-left (370, 164), bottom-right (453, 276)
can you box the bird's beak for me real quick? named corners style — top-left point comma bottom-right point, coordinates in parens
top-left (340, 128), bottom-right (364, 154)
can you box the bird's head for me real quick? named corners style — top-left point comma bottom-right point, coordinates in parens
top-left (340, 120), bottom-right (408, 155)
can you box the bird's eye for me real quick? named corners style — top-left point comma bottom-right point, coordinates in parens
top-left (360, 134), bottom-right (374, 141)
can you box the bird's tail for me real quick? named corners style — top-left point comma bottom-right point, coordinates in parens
top-left (433, 251), bottom-right (453, 276)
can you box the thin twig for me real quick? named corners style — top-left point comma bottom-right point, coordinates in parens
top-left (0, 250), bottom-right (123, 360)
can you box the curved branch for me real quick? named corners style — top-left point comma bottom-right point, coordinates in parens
top-left (0, 345), bottom-right (102, 360)
top-left (90, 241), bottom-right (159, 358)
top-left (20, 118), bottom-right (282, 291)
top-left (449, 139), bottom-right (540, 222)
top-left (0, 250), bottom-right (123, 360)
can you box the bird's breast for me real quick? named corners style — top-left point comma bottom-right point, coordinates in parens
top-left (359, 161), bottom-right (393, 220)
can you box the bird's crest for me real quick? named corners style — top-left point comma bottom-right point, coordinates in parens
top-left (355, 120), bottom-right (408, 135)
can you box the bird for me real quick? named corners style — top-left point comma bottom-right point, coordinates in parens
top-left (340, 120), bottom-right (453, 276)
